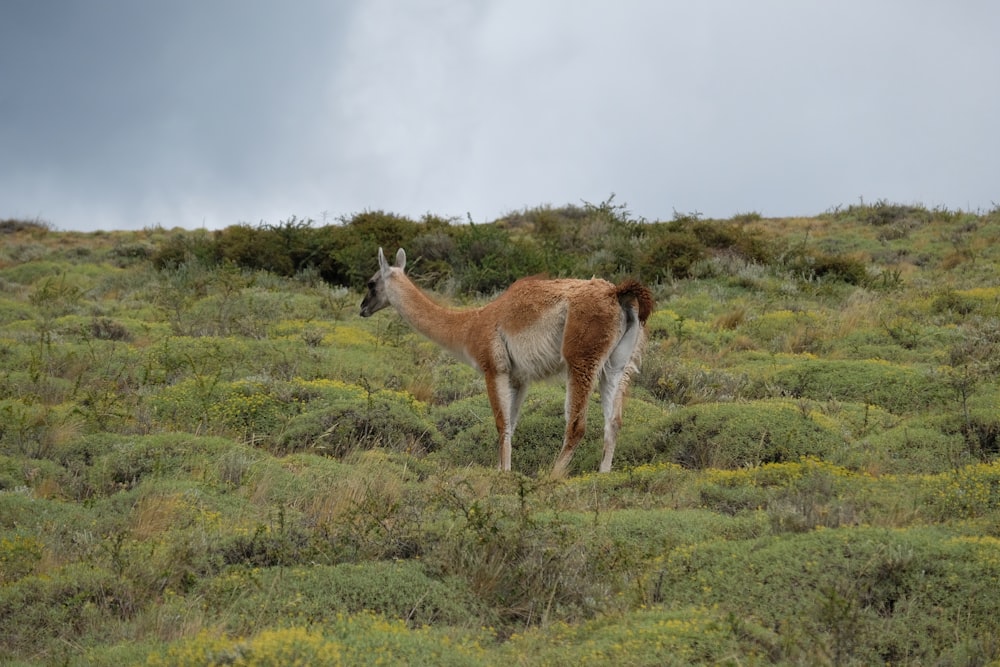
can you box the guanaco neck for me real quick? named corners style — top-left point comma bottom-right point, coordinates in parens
top-left (387, 274), bottom-right (477, 360)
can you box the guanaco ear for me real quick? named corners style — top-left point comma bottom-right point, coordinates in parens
top-left (377, 247), bottom-right (390, 276)
top-left (395, 248), bottom-right (406, 271)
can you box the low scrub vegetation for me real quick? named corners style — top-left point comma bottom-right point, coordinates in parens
top-left (1, 200), bottom-right (999, 665)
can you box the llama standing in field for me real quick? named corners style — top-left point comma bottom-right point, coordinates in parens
top-left (360, 248), bottom-right (654, 475)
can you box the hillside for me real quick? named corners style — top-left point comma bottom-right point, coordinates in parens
top-left (1, 201), bottom-right (999, 665)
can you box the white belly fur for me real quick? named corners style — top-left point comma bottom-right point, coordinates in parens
top-left (499, 304), bottom-right (568, 383)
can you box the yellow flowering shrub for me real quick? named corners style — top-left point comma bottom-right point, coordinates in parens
top-left (502, 606), bottom-right (759, 666)
top-left (0, 534), bottom-right (44, 583)
top-left (147, 627), bottom-right (342, 667)
top-left (923, 462), bottom-right (1000, 519)
top-left (147, 613), bottom-right (489, 667)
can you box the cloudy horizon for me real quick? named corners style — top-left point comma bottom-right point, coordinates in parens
top-left (2, 1), bottom-right (997, 232)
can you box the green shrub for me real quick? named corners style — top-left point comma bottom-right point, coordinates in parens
top-left (0, 261), bottom-right (70, 287)
top-left (0, 217), bottom-right (50, 235)
top-left (0, 532), bottom-right (44, 583)
top-left (427, 356), bottom-right (483, 403)
top-left (638, 218), bottom-right (776, 284)
top-left (620, 400), bottom-right (844, 469)
top-left (922, 463), bottom-right (1000, 520)
top-left (931, 288), bottom-right (979, 316)
top-left (0, 297), bottom-right (34, 325)
top-left (107, 240), bottom-right (154, 266)
top-left (597, 507), bottom-right (770, 558)
top-left (449, 223), bottom-right (545, 294)
top-left (502, 606), bottom-right (766, 666)
top-left (80, 434), bottom-right (234, 495)
top-left (317, 210), bottom-right (423, 287)
top-left (200, 560), bottom-right (482, 634)
top-left (143, 335), bottom-right (254, 387)
top-left (637, 356), bottom-right (762, 404)
top-left (215, 225), bottom-right (295, 276)
top-left (150, 230), bottom-right (220, 270)
top-left (427, 474), bottom-right (622, 628)
top-left (853, 200), bottom-right (932, 228)
top-left (434, 389), bottom-right (672, 475)
top-left (640, 228), bottom-right (706, 281)
top-left (783, 249), bottom-right (870, 285)
top-left (554, 462), bottom-right (695, 510)
top-left (184, 288), bottom-right (293, 339)
top-left (651, 526), bottom-right (1000, 665)
top-left (146, 613), bottom-right (490, 667)
top-left (432, 394), bottom-right (508, 470)
top-left (767, 358), bottom-right (952, 414)
top-left (150, 377), bottom-right (311, 440)
top-left (691, 219), bottom-right (774, 264)
top-left (0, 489), bottom-right (96, 562)
top-left (0, 400), bottom-right (79, 459)
top-left (277, 386), bottom-right (440, 458)
top-left (854, 423), bottom-right (965, 473)
top-left (505, 198), bottom-right (644, 279)
top-left (406, 230), bottom-right (458, 289)
top-left (0, 563), bottom-right (137, 660)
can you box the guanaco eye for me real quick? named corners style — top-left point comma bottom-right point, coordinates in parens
top-left (367, 280), bottom-right (376, 290)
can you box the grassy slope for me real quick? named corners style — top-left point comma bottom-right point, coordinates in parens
top-left (1, 208), bottom-right (999, 666)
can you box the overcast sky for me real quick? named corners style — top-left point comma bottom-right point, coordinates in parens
top-left (2, 1), bottom-right (997, 231)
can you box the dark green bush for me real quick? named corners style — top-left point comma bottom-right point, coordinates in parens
top-left (408, 230), bottom-right (458, 288)
top-left (785, 249), bottom-right (870, 285)
top-left (150, 230), bottom-right (220, 270)
top-left (931, 288), bottom-right (978, 316)
top-left (427, 477), bottom-right (622, 629)
top-left (640, 227), bottom-right (706, 281)
top-left (690, 220), bottom-right (774, 264)
top-left (505, 605), bottom-right (765, 666)
top-left (219, 520), bottom-right (324, 569)
top-left (0, 455), bottom-right (65, 494)
top-left (638, 217), bottom-right (776, 283)
top-left (507, 199), bottom-right (644, 278)
top-left (108, 241), bottom-right (154, 266)
top-left (0, 260), bottom-right (68, 286)
top-left (637, 357), bottom-right (762, 405)
top-left (623, 400), bottom-right (844, 469)
top-left (653, 526), bottom-right (1000, 665)
top-left (326, 211), bottom-right (426, 287)
top-left (0, 217), bottom-right (50, 235)
top-left (851, 423), bottom-right (965, 474)
top-left (215, 224), bottom-right (294, 276)
top-left (768, 359), bottom-right (953, 415)
top-left (449, 223), bottom-right (545, 294)
top-left (0, 563), bottom-right (137, 659)
top-left (78, 434), bottom-right (234, 496)
top-left (89, 316), bottom-right (133, 341)
top-left (598, 507), bottom-right (769, 556)
top-left (200, 561), bottom-right (483, 634)
top-left (277, 392), bottom-right (441, 458)
top-left (857, 200), bottom-right (932, 227)
top-left (155, 213), bottom-right (447, 288)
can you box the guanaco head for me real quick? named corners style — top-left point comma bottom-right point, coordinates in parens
top-left (359, 247), bottom-right (406, 317)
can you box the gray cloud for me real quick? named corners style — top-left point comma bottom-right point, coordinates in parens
top-left (1, 0), bottom-right (997, 231)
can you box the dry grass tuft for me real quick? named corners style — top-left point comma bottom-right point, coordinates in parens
top-left (132, 493), bottom-right (186, 540)
top-left (713, 306), bottom-right (746, 331)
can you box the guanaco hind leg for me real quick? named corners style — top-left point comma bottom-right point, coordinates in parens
top-left (552, 362), bottom-right (601, 477)
top-left (598, 315), bottom-right (642, 472)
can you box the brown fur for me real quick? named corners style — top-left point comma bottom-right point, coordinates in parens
top-left (360, 248), bottom-right (653, 475)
